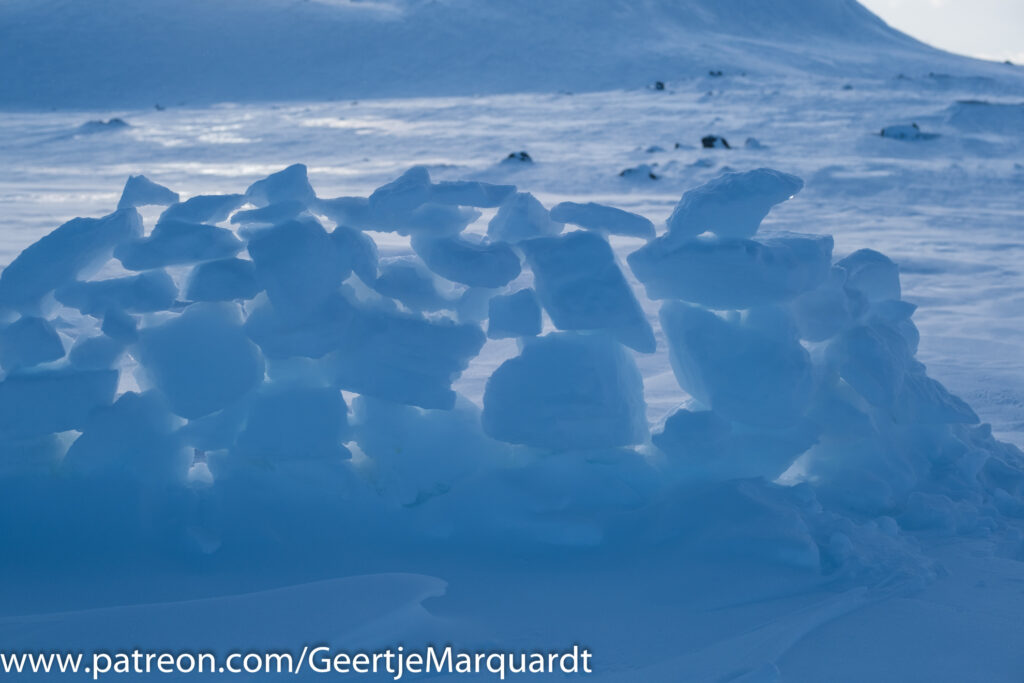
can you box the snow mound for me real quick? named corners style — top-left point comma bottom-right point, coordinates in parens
top-left (0, 165), bottom-right (1022, 586)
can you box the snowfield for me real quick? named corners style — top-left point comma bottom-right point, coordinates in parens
top-left (1, 1), bottom-right (1024, 681)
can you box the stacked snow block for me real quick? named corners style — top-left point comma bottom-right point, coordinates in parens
top-left (0, 163), bottom-right (1019, 563)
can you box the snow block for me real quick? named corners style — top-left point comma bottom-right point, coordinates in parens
top-left (244, 164), bottom-right (316, 207)
top-left (230, 200), bottom-right (306, 226)
top-left (115, 219), bottom-right (243, 270)
top-left (100, 308), bottom-right (138, 344)
top-left (0, 316), bottom-right (65, 371)
top-left (0, 369), bottom-right (118, 438)
top-left (117, 175), bottom-right (179, 209)
top-left (235, 385), bottom-right (349, 460)
top-left (67, 335), bottom-right (125, 370)
top-left (431, 180), bottom-right (515, 208)
top-left (0, 208), bottom-right (142, 312)
top-left (314, 196), bottom-right (377, 231)
top-left (788, 266), bottom-right (862, 342)
top-left (652, 408), bottom-right (818, 481)
top-left (63, 391), bottom-right (184, 481)
top-left (56, 270), bottom-right (178, 315)
top-left (367, 166), bottom-right (432, 224)
top-left (628, 232), bottom-right (833, 309)
top-left (185, 258), bottom-right (261, 302)
top-left (247, 218), bottom-right (350, 319)
top-left (482, 333), bottom-right (647, 450)
top-left (324, 306), bottom-right (485, 410)
top-left (487, 289), bottom-right (542, 339)
top-left (353, 395), bottom-right (497, 507)
top-left (136, 303), bottom-right (264, 419)
top-left (837, 248), bottom-right (901, 302)
top-left (666, 168), bottom-right (803, 239)
top-left (411, 235), bottom-right (521, 288)
top-left (244, 294), bottom-right (355, 360)
top-left (400, 204), bottom-right (480, 237)
top-left (372, 257), bottom-right (451, 312)
top-left (158, 194), bottom-right (246, 225)
top-left (331, 225), bottom-right (378, 284)
top-left (660, 302), bottom-right (814, 428)
top-left (487, 192), bottom-right (563, 243)
top-left (523, 230), bottom-right (655, 353)
top-left (549, 201), bottom-right (655, 239)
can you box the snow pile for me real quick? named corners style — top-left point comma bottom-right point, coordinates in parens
top-left (0, 164), bottom-right (1021, 580)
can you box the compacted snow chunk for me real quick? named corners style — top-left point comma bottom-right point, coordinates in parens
top-left (549, 201), bottom-right (655, 239)
top-left (0, 369), bottom-right (118, 438)
top-left (115, 220), bottom-right (243, 270)
top-left (63, 391), bottom-right (183, 481)
top-left (247, 218), bottom-right (350, 319)
top-left (136, 303), bottom-right (264, 419)
top-left (482, 333), bottom-right (647, 450)
top-left (56, 271), bottom-right (177, 315)
top-left (523, 230), bottom-right (655, 352)
top-left (372, 258), bottom-right (451, 311)
top-left (324, 305), bottom-right (485, 410)
top-left (487, 192), bottom-right (563, 243)
top-left (0, 316), bottom-right (65, 370)
top-left (487, 289), bottom-right (542, 339)
top-left (244, 164), bottom-right (316, 207)
top-left (837, 248), bottom-right (901, 302)
top-left (628, 232), bottom-right (833, 309)
top-left (230, 200), bottom-right (306, 227)
top-left (666, 168), bottom-right (803, 239)
top-left (331, 225), bottom-right (378, 284)
top-left (0, 208), bottom-right (142, 312)
top-left (158, 194), bottom-right (246, 225)
top-left (117, 175), bottom-right (179, 209)
top-left (367, 166), bottom-right (432, 224)
top-left (411, 235), bottom-right (521, 288)
top-left (430, 180), bottom-right (515, 208)
top-left (652, 408), bottom-right (818, 481)
top-left (185, 258), bottom-right (261, 302)
top-left (660, 302), bottom-right (814, 428)
top-left (244, 293), bottom-right (354, 360)
top-left (235, 385), bottom-right (349, 460)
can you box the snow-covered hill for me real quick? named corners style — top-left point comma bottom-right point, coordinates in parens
top-left (1, 0), bottom-right (1019, 109)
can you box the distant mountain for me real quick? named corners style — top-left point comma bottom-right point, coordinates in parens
top-left (0, 0), bottom-right (1018, 108)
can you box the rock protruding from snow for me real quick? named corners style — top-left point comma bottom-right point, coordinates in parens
top-left (118, 175), bottom-right (179, 209)
top-left (482, 333), bottom-right (647, 450)
top-left (524, 230), bottom-right (655, 352)
top-left (550, 202), bottom-right (655, 239)
top-left (666, 168), bottom-right (803, 239)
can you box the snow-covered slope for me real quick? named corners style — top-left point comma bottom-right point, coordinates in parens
top-left (1, 0), bottom-right (1016, 109)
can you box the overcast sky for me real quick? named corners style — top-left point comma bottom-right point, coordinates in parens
top-left (859, 0), bottom-right (1024, 63)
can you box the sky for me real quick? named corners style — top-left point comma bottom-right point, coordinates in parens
top-left (859, 0), bottom-right (1024, 63)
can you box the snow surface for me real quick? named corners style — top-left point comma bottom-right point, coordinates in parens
top-left (2, 1), bottom-right (1024, 681)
